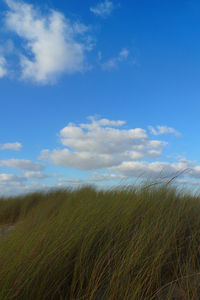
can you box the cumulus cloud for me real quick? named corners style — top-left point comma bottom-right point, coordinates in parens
top-left (101, 48), bottom-right (129, 71)
top-left (90, 0), bottom-right (115, 18)
top-left (189, 166), bottom-right (200, 179)
top-left (0, 173), bottom-right (26, 184)
top-left (40, 116), bottom-right (166, 170)
top-left (0, 172), bottom-right (59, 196)
top-left (110, 158), bottom-right (194, 179)
top-left (0, 173), bottom-right (27, 196)
top-left (4, 0), bottom-right (91, 83)
top-left (0, 179), bottom-right (59, 197)
top-left (0, 159), bottom-right (45, 171)
top-left (0, 56), bottom-right (7, 78)
top-left (38, 116), bottom-right (200, 183)
top-left (0, 142), bottom-right (22, 151)
top-left (148, 125), bottom-right (181, 137)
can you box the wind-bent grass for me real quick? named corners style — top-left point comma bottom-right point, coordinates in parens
top-left (0, 185), bottom-right (200, 299)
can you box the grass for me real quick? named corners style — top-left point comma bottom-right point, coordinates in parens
top-left (0, 184), bottom-right (200, 299)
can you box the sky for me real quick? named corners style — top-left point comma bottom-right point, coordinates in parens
top-left (1, 0), bottom-right (200, 196)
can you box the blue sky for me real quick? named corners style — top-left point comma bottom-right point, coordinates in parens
top-left (1, 0), bottom-right (200, 195)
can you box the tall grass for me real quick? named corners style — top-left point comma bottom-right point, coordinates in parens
top-left (0, 185), bottom-right (200, 299)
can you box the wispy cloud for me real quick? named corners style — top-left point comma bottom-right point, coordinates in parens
top-left (89, 172), bottom-right (124, 182)
top-left (0, 142), bottom-right (22, 151)
top-left (148, 125), bottom-right (181, 137)
top-left (4, 0), bottom-right (92, 84)
top-left (57, 172), bottom-right (124, 184)
top-left (23, 171), bottom-right (49, 179)
top-left (101, 48), bottom-right (129, 71)
top-left (0, 56), bottom-right (7, 78)
top-left (0, 173), bottom-right (26, 184)
top-left (57, 177), bottom-right (84, 185)
top-left (90, 0), bottom-right (115, 18)
top-left (0, 159), bottom-right (45, 171)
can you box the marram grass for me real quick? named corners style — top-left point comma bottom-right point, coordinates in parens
top-left (0, 185), bottom-right (200, 299)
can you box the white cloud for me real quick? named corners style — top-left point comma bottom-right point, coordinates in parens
top-left (101, 59), bottom-right (117, 70)
top-left (80, 116), bottom-right (126, 129)
top-left (0, 159), bottom-right (45, 171)
top-left (40, 116), bottom-right (166, 170)
top-left (0, 173), bottom-right (26, 184)
top-left (0, 56), bottom-right (7, 78)
top-left (189, 166), bottom-right (200, 179)
top-left (101, 48), bottom-right (129, 71)
top-left (89, 172), bottom-right (124, 182)
top-left (57, 177), bottom-right (84, 185)
top-left (5, 0), bottom-right (91, 83)
top-left (90, 0), bottom-right (115, 18)
top-left (110, 159), bottom-right (194, 179)
top-left (0, 142), bottom-right (22, 151)
top-left (57, 172), bottom-right (124, 184)
top-left (118, 49), bottom-right (129, 60)
top-left (39, 116), bottom-right (200, 183)
top-left (148, 125), bottom-right (181, 137)
top-left (0, 172), bottom-right (62, 196)
top-left (23, 171), bottom-right (49, 179)
top-left (0, 173), bottom-right (27, 196)
top-left (0, 179), bottom-right (59, 197)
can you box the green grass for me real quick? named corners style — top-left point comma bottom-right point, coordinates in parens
top-left (0, 184), bottom-right (200, 299)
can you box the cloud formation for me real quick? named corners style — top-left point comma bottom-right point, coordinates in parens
top-left (0, 159), bottom-right (45, 171)
top-left (0, 56), bottom-right (7, 78)
top-left (89, 172), bottom-right (124, 182)
top-left (0, 173), bottom-right (26, 184)
top-left (110, 159), bottom-right (193, 179)
top-left (90, 0), bottom-right (115, 18)
top-left (101, 48), bottom-right (129, 71)
top-left (0, 142), bottom-right (22, 151)
top-left (1, 117), bottom-right (199, 196)
top-left (40, 116), bottom-right (166, 170)
top-left (23, 171), bottom-right (49, 179)
top-left (4, 0), bottom-right (91, 83)
top-left (57, 172), bottom-right (124, 184)
top-left (0, 173), bottom-right (54, 196)
top-left (39, 116), bottom-right (200, 183)
top-left (0, 173), bottom-right (28, 196)
top-left (148, 125), bottom-right (181, 137)
top-left (0, 170), bottom-right (48, 196)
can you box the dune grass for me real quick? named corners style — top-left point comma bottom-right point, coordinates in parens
top-left (0, 184), bottom-right (200, 299)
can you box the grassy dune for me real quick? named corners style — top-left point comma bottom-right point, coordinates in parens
top-left (0, 185), bottom-right (200, 299)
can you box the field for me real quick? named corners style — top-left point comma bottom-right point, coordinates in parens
top-left (0, 184), bottom-right (200, 299)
